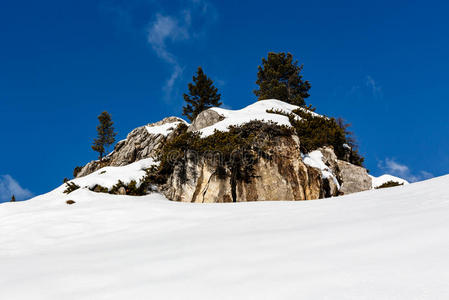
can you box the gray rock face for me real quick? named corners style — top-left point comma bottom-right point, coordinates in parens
top-left (162, 135), bottom-right (334, 202)
top-left (336, 160), bottom-right (372, 195)
top-left (187, 109), bottom-right (224, 132)
top-left (76, 117), bottom-right (185, 178)
top-left (317, 146), bottom-right (372, 196)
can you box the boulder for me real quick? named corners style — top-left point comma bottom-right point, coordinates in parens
top-left (336, 160), bottom-right (372, 195)
top-left (315, 146), bottom-right (372, 196)
top-left (187, 109), bottom-right (225, 132)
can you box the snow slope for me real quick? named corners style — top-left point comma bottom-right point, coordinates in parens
top-left (198, 99), bottom-right (320, 137)
top-left (1, 174), bottom-right (449, 299)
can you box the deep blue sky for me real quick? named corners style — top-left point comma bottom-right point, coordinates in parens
top-left (1, 0), bottom-right (448, 201)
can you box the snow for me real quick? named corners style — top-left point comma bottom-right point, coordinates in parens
top-left (2, 169), bottom-right (449, 299)
top-left (302, 150), bottom-right (340, 189)
top-left (198, 99), bottom-right (320, 137)
top-left (370, 174), bottom-right (409, 189)
top-left (145, 121), bottom-right (184, 136)
top-left (62, 158), bottom-right (157, 192)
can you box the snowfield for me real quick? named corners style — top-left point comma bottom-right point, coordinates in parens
top-left (1, 174), bottom-right (449, 299)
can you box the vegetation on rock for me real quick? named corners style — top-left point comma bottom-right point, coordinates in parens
top-left (150, 121), bottom-right (293, 201)
top-left (63, 182), bottom-right (80, 194)
top-left (266, 108), bottom-right (364, 166)
top-left (109, 180), bottom-right (151, 196)
top-left (73, 166), bottom-right (82, 178)
top-left (376, 181), bottom-right (404, 189)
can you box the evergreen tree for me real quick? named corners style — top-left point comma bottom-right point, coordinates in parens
top-left (254, 52), bottom-right (311, 106)
top-left (92, 111), bottom-right (117, 160)
top-left (10, 195), bottom-right (15, 202)
top-left (336, 117), bottom-right (365, 166)
top-left (182, 67), bottom-right (222, 121)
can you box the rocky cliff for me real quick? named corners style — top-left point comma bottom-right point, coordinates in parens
top-left (76, 117), bottom-right (185, 177)
top-left (76, 100), bottom-right (372, 202)
top-left (162, 135), bottom-right (327, 203)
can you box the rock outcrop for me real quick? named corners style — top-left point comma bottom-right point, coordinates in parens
top-left (317, 146), bottom-right (372, 195)
top-left (76, 117), bottom-right (185, 178)
top-left (75, 103), bottom-right (373, 201)
top-left (162, 136), bottom-right (340, 202)
top-left (336, 160), bottom-right (372, 194)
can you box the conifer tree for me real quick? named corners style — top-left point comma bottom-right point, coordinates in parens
top-left (92, 111), bottom-right (117, 160)
top-left (254, 52), bottom-right (311, 106)
top-left (10, 195), bottom-right (15, 202)
top-left (182, 67), bottom-right (222, 121)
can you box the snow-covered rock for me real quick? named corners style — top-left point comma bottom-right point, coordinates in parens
top-left (370, 174), bottom-right (409, 189)
top-left (302, 147), bottom-right (372, 196)
top-left (75, 100), bottom-right (373, 201)
top-left (72, 158), bottom-right (156, 190)
top-left (302, 149), bottom-right (341, 192)
top-left (76, 117), bottom-right (186, 177)
top-left (194, 99), bottom-right (319, 137)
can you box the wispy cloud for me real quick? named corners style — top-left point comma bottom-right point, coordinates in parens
top-left (365, 75), bottom-right (383, 99)
top-left (146, 0), bottom-right (216, 100)
top-left (102, 0), bottom-right (217, 100)
top-left (0, 174), bottom-right (32, 202)
top-left (346, 75), bottom-right (383, 100)
top-left (147, 14), bottom-right (188, 97)
top-left (378, 158), bottom-right (433, 183)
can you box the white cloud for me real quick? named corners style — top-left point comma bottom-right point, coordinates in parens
top-left (147, 14), bottom-right (189, 97)
top-left (0, 174), bottom-right (32, 202)
top-left (148, 14), bottom-right (189, 62)
top-left (365, 75), bottom-right (383, 99)
top-left (378, 158), bottom-right (433, 183)
top-left (345, 76), bottom-right (383, 101)
top-left (146, 0), bottom-right (216, 100)
top-left (384, 158), bottom-right (409, 176)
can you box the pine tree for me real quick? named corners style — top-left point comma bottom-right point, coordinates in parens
top-left (254, 52), bottom-right (311, 106)
top-left (10, 195), bottom-right (15, 202)
top-left (92, 111), bottom-right (117, 160)
top-left (182, 67), bottom-right (222, 121)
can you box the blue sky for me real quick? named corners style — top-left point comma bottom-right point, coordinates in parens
top-left (1, 0), bottom-right (448, 202)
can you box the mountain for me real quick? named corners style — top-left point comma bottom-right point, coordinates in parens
top-left (1, 174), bottom-right (449, 299)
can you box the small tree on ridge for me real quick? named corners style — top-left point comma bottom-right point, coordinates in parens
top-left (254, 52), bottom-right (311, 106)
top-left (182, 67), bottom-right (222, 122)
top-left (92, 111), bottom-right (117, 160)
